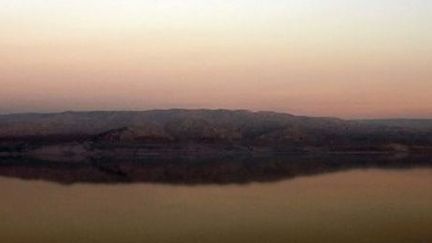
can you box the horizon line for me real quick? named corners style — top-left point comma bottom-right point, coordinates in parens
top-left (1, 108), bottom-right (431, 120)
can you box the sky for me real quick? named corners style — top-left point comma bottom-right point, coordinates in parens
top-left (1, 0), bottom-right (431, 118)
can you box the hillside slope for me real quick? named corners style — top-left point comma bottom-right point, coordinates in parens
top-left (1, 110), bottom-right (431, 158)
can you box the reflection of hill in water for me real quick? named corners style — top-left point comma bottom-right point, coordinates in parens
top-left (0, 154), bottom-right (431, 185)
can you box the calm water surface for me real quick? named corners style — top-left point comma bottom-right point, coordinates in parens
top-left (0, 167), bottom-right (431, 243)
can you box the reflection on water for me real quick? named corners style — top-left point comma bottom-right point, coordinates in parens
top-left (0, 154), bottom-right (431, 184)
top-left (0, 155), bottom-right (431, 243)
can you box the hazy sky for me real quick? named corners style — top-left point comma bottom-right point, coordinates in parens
top-left (1, 0), bottom-right (431, 118)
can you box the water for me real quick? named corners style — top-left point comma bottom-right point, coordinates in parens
top-left (0, 155), bottom-right (431, 243)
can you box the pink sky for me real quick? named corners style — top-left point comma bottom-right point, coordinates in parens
top-left (1, 1), bottom-right (431, 118)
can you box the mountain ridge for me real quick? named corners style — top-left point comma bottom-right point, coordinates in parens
top-left (1, 109), bottom-right (431, 159)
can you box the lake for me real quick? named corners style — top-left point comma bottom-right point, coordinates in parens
top-left (0, 155), bottom-right (431, 243)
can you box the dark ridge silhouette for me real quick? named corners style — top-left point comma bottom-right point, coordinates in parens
top-left (0, 154), bottom-right (431, 185)
top-left (358, 119), bottom-right (432, 131)
top-left (1, 109), bottom-right (432, 159)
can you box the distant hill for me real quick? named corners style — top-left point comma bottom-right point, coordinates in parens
top-left (1, 109), bottom-right (432, 159)
top-left (0, 109), bottom-right (340, 136)
top-left (357, 119), bottom-right (432, 131)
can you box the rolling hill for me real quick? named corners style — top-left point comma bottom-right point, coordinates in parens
top-left (1, 109), bottom-right (431, 159)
